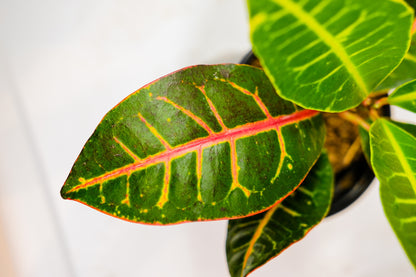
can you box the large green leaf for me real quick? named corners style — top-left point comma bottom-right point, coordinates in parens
top-left (377, 33), bottom-right (416, 91)
top-left (248, 0), bottom-right (413, 112)
top-left (226, 153), bottom-right (333, 277)
top-left (61, 64), bottom-right (325, 225)
top-left (388, 79), bottom-right (416, 113)
top-left (370, 119), bottom-right (416, 269)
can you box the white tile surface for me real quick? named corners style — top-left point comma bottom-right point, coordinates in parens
top-left (0, 0), bottom-right (414, 276)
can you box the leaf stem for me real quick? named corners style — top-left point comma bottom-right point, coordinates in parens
top-left (338, 111), bottom-right (371, 131)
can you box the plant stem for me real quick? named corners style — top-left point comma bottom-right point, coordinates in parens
top-left (342, 137), bottom-right (361, 167)
top-left (368, 108), bottom-right (380, 121)
top-left (373, 97), bottom-right (389, 109)
top-left (338, 111), bottom-right (371, 131)
top-left (361, 97), bottom-right (372, 107)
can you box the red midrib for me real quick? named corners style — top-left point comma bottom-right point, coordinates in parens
top-left (68, 109), bottom-right (319, 192)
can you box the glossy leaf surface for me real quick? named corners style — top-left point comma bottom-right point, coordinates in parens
top-left (248, 0), bottom-right (413, 112)
top-left (377, 33), bottom-right (416, 91)
top-left (61, 64), bottom-right (325, 224)
top-left (226, 153), bottom-right (333, 277)
top-left (370, 119), bottom-right (416, 268)
top-left (388, 79), bottom-right (416, 113)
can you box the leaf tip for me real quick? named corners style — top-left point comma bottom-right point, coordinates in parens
top-left (60, 184), bottom-right (70, 199)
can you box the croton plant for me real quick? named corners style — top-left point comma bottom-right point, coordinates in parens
top-left (61, 0), bottom-right (416, 276)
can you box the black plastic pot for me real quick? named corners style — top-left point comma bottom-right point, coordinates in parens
top-left (240, 50), bottom-right (390, 216)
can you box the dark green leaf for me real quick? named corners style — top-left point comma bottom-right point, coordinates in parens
top-left (248, 0), bottom-right (413, 112)
top-left (226, 153), bottom-right (333, 277)
top-left (61, 64), bottom-right (325, 224)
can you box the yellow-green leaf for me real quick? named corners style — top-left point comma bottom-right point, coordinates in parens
top-left (248, 0), bottom-right (413, 112)
top-left (370, 119), bottom-right (416, 269)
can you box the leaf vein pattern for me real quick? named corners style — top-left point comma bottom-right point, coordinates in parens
top-left (121, 177), bottom-right (131, 206)
top-left (230, 137), bottom-right (251, 198)
top-left (113, 136), bottom-right (141, 162)
top-left (241, 204), bottom-right (279, 277)
top-left (271, 0), bottom-right (368, 96)
top-left (291, 44), bottom-right (331, 71)
top-left (196, 84), bottom-right (228, 130)
top-left (218, 78), bottom-right (273, 119)
top-left (67, 110), bottom-right (319, 194)
top-left (271, 128), bottom-right (287, 183)
top-left (196, 147), bottom-right (203, 202)
top-left (156, 161), bottom-right (170, 208)
top-left (344, 22), bottom-right (392, 51)
top-left (382, 123), bottom-right (416, 195)
top-left (156, 96), bottom-right (214, 135)
top-left (137, 112), bottom-right (172, 150)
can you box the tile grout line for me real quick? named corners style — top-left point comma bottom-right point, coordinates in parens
top-left (2, 57), bottom-right (77, 277)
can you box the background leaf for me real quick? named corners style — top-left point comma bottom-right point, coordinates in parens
top-left (61, 64), bottom-right (325, 225)
top-left (248, 0), bottom-right (413, 112)
top-left (370, 119), bottom-right (416, 269)
top-left (388, 79), bottom-right (416, 113)
top-left (226, 153), bottom-right (333, 277)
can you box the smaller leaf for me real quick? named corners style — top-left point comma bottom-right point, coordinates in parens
top-left (370, 119), bottom-right (416, 269)
top-left (388, 79), bottom-right (416, 113)
top-left (360, 120), bottom-right (416, 166)
top-left (226, 153), bottom-right (333, 277)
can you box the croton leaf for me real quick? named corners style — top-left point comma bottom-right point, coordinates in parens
top-left (61, 64), bottom-right (325, 225)
top-left (370, 119), bottom-right (416, 268)
top-left (388, 79), bottom-right (416, 113)
top-left (377, 33), bottom-right (416, 91)
top-left (248, 0), bottom-right (413, 112)
top-left (226, 152), bottom-right (333, 277)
